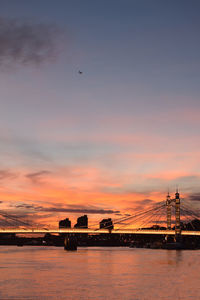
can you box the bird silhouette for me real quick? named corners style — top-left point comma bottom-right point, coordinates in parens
top-left (78, 70), bottom-right (83, 74)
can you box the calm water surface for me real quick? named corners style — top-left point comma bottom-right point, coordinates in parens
top-left (0, 246), bottom-right (200, 299)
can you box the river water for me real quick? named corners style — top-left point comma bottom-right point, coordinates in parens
top-left (0, 246), bottom-right (200, 299)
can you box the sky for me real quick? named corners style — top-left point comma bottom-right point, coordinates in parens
top-left (0, 0), bottom-right (200, 227)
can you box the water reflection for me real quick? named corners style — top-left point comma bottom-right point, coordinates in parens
top-left (0, 247), bottom-right (199, 299)
top-left (175, 250), bottom-right (183, 265)
top-left (166, 250), bottom-right (183, 266)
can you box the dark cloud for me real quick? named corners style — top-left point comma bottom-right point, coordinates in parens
top-left (0, 170), bottom-right (17, 180)
top-left (135, 199), bottom-right (154, 205)
top-left (15, 203), bottom-right (43, 210)
top-left (12, 202), bottom-right (119, 215)
top-left (176, 175), bottom-right (199, 182)
top-left (38, 207), bottom-right (120, 215)
top-left (0, 17), bottom-right (61, 67)
top-left (189, 193), bottom-right (200, 202)
top-left (130, 199), bottom-right (155, 212)
top-left (115, 213), bottom-right (131, 217)
top-left (26, 170), bottom-right (51, 184)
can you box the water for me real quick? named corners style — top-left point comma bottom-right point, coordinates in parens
top-left (0, 247), bottom-right (200, 299)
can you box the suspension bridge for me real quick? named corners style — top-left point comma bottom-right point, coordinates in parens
top-left (0, 189), bottom-right (200, 238)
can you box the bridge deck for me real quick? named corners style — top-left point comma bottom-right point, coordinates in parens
top-left (0, 228), bottom-right (200, 235)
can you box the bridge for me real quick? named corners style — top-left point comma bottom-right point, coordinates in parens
top-left (1, 189), bottom-right (200, 242)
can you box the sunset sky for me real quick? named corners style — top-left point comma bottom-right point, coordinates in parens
top-left (0, 0), bottom-right (200, 227)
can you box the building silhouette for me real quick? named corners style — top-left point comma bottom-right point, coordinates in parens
top-left (59, 218), bottom-right (71, 228)
top-left (99, 218), bottom-right (114, 230)
top-left (74, 215), bottom-right (88, 228)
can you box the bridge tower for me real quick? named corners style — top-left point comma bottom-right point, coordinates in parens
top-left (166, 191), bottom-right (171, 230)
top-left (175, 188), bottom-right (181, 238)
